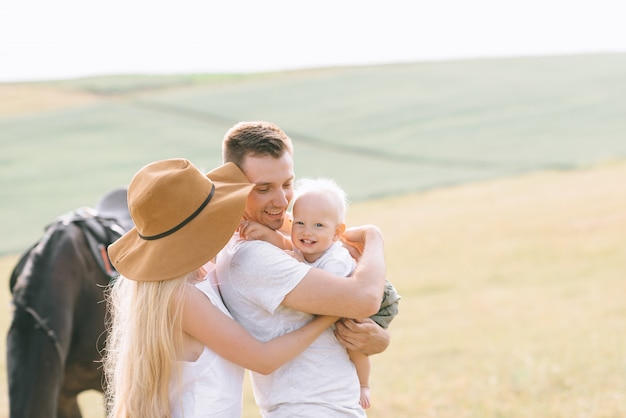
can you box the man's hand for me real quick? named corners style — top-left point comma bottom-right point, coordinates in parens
top-left (334, 318), bottom-right (390, 356)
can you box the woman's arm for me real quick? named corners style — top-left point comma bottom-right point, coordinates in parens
top-left (183, 285), bottom-right (337, 374)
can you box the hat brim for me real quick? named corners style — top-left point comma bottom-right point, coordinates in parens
top-left (108, 163), bottom-right (252, 281)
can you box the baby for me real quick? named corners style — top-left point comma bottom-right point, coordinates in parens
top-left (239, 177), bottom-right (401, 409)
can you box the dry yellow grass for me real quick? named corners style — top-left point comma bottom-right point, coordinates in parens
top-left (345, 159), bottom-right (626, 417)
top-left (1, 159), bottom-right (625, 417)
top-left (0, 84), bottom-right (100, 117)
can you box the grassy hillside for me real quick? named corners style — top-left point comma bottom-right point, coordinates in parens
top-left (2, 53), bottom-right (626, 255)
top-left (1, 159), bottom-right (625, 417)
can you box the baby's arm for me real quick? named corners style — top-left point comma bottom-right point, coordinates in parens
top-left (239, 219), bottom-right (292, 250)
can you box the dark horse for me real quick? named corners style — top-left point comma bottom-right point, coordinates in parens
top-left (7, 188), bottom-right (132, 418)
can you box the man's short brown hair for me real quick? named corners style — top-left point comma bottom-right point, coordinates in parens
top-left (222, 121), bottom-right (294, 169)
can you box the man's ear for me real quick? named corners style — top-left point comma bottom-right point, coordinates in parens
top-left (334, 223), bottom-right (346, 241)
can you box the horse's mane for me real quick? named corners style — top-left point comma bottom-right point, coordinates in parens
top-left (9, 208), bottom-right (127, 293)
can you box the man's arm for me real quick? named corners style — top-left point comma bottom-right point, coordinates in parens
top-left (334, 318), bottom-right (390, 355)
top-left (282, 225), bottom-right (385, 318)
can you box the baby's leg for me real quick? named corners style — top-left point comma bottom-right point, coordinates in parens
top-left (348, 349), bottom-right (371, 409)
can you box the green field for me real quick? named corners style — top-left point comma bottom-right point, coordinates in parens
top-left (2, 54), bottom-right (626, 416)
top-left (2, 53), bottom-right (626, 255)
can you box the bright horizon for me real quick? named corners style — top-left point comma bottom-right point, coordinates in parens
top-left (1, 0), bottom-right (625, 83)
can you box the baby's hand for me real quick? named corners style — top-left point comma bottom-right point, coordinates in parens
top-left (239, 219), bottom-right (294, 250)
top-left (340, 225), bottom-right (382, 260)
top-left (278, 213), bottom-right (293, 234)
top-left (239, 220), bottom-right (272, 241)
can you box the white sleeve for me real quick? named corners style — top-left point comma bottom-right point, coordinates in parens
top-left (228, 240), bottom-right (312, 314)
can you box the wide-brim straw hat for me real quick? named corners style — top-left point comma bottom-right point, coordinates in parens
top-left (108, 158), bottom-right (253, 281)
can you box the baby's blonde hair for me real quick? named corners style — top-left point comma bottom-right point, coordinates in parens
top-left (292, 177), bottom-right (348, 222)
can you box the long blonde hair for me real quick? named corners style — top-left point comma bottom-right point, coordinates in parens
top-left (103, 273), bottom-right (190, 418)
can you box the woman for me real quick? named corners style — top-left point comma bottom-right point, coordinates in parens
top-left (104, 158), bottom-right (337, 418)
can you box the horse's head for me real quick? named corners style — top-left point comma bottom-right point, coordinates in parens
top-left (95, 187), bottom-right (134, 232)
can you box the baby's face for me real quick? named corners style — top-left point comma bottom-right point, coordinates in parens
top-left (290, 193), bottom-right (342, 262)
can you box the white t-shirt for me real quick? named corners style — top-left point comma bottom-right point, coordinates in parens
top-left (308, 241), bottom-right (356, 277)
top-left (216, 234), bottom-right (366, 417)
top-left (169, 274), bottom-right (245, 418)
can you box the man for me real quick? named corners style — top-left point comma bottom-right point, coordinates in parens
top-left (216, 121), bottom-right (390, 417)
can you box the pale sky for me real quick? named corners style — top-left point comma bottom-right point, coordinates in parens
top-left (1, 0), bottom-right (625, 82)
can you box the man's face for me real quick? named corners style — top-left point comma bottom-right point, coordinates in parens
top-left (241, 153), bottom-right (294, 230)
